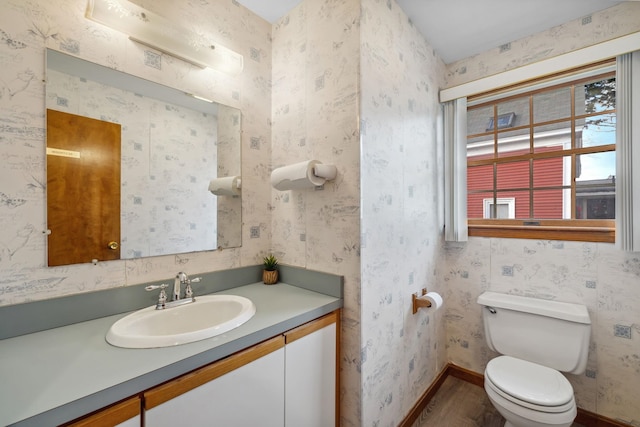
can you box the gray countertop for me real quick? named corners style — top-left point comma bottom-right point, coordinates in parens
top-left (0, 282), bottom-right (342, 426)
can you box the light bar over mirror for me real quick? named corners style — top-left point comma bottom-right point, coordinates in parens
top-left (85, 0), bottom-right (244, 75)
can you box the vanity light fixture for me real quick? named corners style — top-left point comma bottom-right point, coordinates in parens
top-left (85, 0), bottom-right (244, 75)
top-left (187, 93), bottom-right (215, 103)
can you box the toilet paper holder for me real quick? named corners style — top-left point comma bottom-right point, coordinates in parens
top-left (412, 288), bottom-right (432, 314)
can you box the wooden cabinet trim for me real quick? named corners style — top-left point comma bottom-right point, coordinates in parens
top-left (284, 310), bottom-right (338, 345)
top-left (144, 335), bottom-right (284, 410)
top-left (64, 397), bottom-right (140, 427)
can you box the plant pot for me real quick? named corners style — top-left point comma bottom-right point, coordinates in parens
top-left (263, 269), bottom-right (278, 285)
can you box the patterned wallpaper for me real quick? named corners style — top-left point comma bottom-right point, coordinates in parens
top-left (359, 0), bottom-right (447, 425)
top-left (442, 4), bottom-right (640, 425)
top-left (443, 239), bottom-right (640, 425)
top-left (445, 2), bottom-right (640, 88)
top-left (271, 0), bottom-right (362, 424)
top-left (216, 105), bottom-right (242, 248)
top-left (273, 1), bottom-right (445, 425)
top-left (0, 0), bottom-right (271, 304)
top-left (2, 0), bottom-right (640, 426)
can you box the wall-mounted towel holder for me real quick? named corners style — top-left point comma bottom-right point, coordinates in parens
top-left (271, 160), bottom-right (337, 191)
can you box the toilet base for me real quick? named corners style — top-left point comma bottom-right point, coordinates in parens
top-left (493, 401), bottom-right (574, 427)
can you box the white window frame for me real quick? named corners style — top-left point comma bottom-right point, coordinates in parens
top-left (483, 197), bottom-right (515, 219)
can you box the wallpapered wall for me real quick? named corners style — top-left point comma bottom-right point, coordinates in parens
top-left (2, 0), bottom-right (640, 426)
top-left (272, 0), bottom-right (448, 425)
top-left (271, 0), bottom-right (362, 424)
top-left (445, 2), bottom-right (640, 88)
top-left (359, 0), bottom-right (447, 425)
top-left (442, 3), bottom-right (640, 425)
top-left (0, 0), bottom-right (272, 304)
top-left (443, 239), bottom-right (640, 425)
top-left (216, 105), bottom-right (243, 248)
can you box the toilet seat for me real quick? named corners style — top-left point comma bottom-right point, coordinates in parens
top-left (484, 378), bottom-right (577, 426)
top-left (485, 356), bottom-right (574, 413)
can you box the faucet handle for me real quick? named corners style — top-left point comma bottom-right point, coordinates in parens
top-left (145, 284), bottom-right (169, 308)
top-left (184, 277), bottom-right (201, 299)
top-left (145, 284), bottom-right (169, 291)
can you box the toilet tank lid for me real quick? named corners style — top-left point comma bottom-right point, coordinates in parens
top-left (477, 292), bottom-right (591, 324)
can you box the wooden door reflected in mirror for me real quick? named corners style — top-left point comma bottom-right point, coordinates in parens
top-left (46, 109), bottom-right (121, 266)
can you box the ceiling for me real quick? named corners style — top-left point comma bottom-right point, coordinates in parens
top-left (236, 0), bottom-right (629, 64)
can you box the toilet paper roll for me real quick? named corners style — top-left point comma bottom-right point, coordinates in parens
top-left (270, 160), bottom-right (326, 191)
top-left (208, 176), bottom-right (241, 196)
top-left (424, 291), bottom-right (443, 310)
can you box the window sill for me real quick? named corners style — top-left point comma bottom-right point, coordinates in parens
top-left (468, 220), bottom-right (615, 243)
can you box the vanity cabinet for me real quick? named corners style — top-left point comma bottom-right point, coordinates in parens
top-left (144, 336), bottom-right (285, 427)
top-left (64, 310), bottom-right (339, 427)
top-left (65, 397), bottom-right (141, 427)
top-left (143, 310), bottom-right (339, 427)
top-left (284, 311), bottom-right (338, 427)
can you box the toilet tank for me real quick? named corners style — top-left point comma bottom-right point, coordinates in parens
top-left (477, 292), bottom-right (591, 374)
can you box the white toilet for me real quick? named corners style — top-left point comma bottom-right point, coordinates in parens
top-left (477, 292), bottom-right (591, 427)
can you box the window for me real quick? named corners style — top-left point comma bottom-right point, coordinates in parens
top-left (483, 197), bottom-right (515, 219)
top-left (466, 66), bottom-right (616, 242)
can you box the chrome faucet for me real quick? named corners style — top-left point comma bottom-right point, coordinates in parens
top-left (146, 272), bottom-right (202, 310)
top-left (174, 272), bottom-right (189, 301)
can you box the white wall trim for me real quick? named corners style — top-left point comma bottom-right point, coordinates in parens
top-left (440, 31), bottom-right (640, 102)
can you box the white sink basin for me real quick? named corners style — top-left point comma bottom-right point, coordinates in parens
top-left (106, 295), bottom-right (256, 348)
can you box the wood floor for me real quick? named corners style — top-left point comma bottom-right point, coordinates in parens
top-left (411, 375), bottom-right (586, 427)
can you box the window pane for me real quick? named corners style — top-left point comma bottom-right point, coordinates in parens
top-left (533, 87), bottom-right (571, 123)
top-left (532, 157), bottom-right (569, 188)
top-left (533, 189), bottom-right (567, 219)
top-left (466, 69), bottom-right (617, 229)
top-left (533, 121), bottom-right (571, 153)
top-left (575, 77), bottom-right (616, 115)
top-left (496, 161), bottom-right (529, 190)
top-left (496, 190), bottom-right (530, 219)
top-left (467, 105), bottom-right (494, 136)
top-left (468, 190), bottom-right (493, 219)
top-left (576, 152), bottom-right (615, 182)
top-left (468, 164), bottom-right (494, 192)
top-left (498, 98), bottom-right (529, 127)
top-left (482, 195), bottom-right (515, 219)
top-left (468, 134), bottom-right (494, 158)
top-left (575, 190), bottom-right (615, 219)
top-left (497, 129), bottom-right (530, 158)
top-left (580, 114), bottom-right (616, 148)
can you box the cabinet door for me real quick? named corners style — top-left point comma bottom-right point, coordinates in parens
top-left (144, 336), bottom-right (285, 427)
top-left (66, 397), bottom-right (140, 427)
top-left (284, 311), bottom-right (339, 427)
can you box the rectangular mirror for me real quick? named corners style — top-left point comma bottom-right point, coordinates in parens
top-left (45, 49), bottom-right (241, 266)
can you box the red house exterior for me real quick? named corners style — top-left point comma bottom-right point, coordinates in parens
top-left (467, 140), bottom-right (566, 220)
top-left (467, 156), bottom-right (564, 219)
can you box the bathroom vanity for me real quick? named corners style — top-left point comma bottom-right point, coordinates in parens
top-left (0, 267), bottom-right (343, 427)
top-left (69, 310), bottom-right (338, 427)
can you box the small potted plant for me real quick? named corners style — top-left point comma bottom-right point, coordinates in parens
top-left (262, 254), bottom-right (279, 285)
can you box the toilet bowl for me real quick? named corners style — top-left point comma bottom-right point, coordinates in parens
top-left (484, 356), bottom-right (576, 427)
